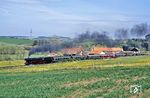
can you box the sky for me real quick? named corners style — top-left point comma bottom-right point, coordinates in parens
top-left (0, 0), bottom-right (150, 37)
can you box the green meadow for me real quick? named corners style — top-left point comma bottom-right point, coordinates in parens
top-left (0, 37), bottom-right (33, 45)
top-left (0, 56), bottom-right (150, 98)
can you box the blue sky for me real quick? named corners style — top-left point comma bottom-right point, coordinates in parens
top-left (0, 0), bottom-right (150, 37)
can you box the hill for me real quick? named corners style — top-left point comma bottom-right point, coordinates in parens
top-left (0, 37), bottom-right (33, 45)
top-left (34, 36), bottom-right (73, 42)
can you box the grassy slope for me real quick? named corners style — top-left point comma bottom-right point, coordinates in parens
top-left (0, 56), bottom-right (150, 98)
top-left (0, 37), bottom-right (33, 45)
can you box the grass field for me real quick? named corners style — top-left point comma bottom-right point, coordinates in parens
top-left (0, 37), bottom-right (33, 45)
top-left (0, 56), bottom-right (150, 98)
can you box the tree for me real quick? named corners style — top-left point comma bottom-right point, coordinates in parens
top-left (32, 40), bottom-right (38, 46)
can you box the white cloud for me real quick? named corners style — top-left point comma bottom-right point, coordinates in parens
top-left (1, 0), bottom-right (150, 36)
top-left (2, 0), bottom-right (88, 22)
top-left (5, 0), bottom-right (39, 4)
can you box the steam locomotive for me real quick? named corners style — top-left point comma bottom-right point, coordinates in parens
top-left (25, 54), bottom-right (116, 65)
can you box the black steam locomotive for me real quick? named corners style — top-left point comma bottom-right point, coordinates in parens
top-left (25, 54), bottom-right (116, 65)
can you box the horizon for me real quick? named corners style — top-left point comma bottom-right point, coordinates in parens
top-left (1, 0), bottom-right (150, 37)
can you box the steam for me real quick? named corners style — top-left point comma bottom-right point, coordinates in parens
top-left (115, 23), bottom-right (150, 39)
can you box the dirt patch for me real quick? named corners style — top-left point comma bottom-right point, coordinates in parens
top-left (124, 85), bottom-right (130, 90)
top-left (81, 89), bottom-right (103, 98)
top-left (130, 95), bottom-right (138, 98)
top-left (61, 77), bottom-right (108, 88)
top-left (63, 87), bottom-right (119, 98)
top-left (116, 79), bottom-right (128, 84)
top-left (133, 76), bottom-right (147, 81)
top-left (61, 89), bottom-right (103, 98)
top-left (61, 89), bottom-right (83, 98)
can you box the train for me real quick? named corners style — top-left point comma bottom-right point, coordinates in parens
top-left (25, 54), bottom-right (117, 65)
